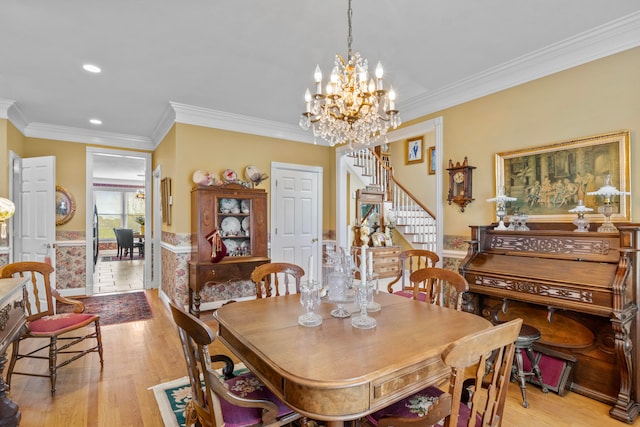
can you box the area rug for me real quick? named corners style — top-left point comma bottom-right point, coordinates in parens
top-left (101, 254), bottom-right (145, 261)
top-left (149, 364), bottom-right (248, 427)
top-left (56, 291), bottom-right (153, 326)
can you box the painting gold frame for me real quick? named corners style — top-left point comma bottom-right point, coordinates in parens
top-left (495, 130), bottom-right (630, 222)
top-left (55, 185), bottom-right (76, 226)
top-left (405, 136), bottom-right (424, 165)
top-left (427, 146), bottom-right (436, 175)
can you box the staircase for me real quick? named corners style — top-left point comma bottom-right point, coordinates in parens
top-left (346, 148), bottom-right (437, 252)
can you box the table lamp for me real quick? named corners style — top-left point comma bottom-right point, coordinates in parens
top-left (587, 174), bottom-right (630, 233)
top-left (568, 200), bottom-right (593, 232)
top-left (0, 198), bottom-right (16, 240)
top-left (487, 187), bottom-right (517, 230)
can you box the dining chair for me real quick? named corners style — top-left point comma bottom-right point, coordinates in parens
top-left (387, 249), bottom-right (440, 297)
top-left (113, 227), bottom-right (123, 258)
top-left (168, 300), bottom-right (301, 427)
top-left (405, 267), bottom-right (469, 310)
top-left (0, 261), bottom-right (103, 395)
top-left (367, 318), bottom-right (523, 427)
top-left (114, 228), bottom-right (143, 260)
top-left (251, 262), bottom-right (305, 298)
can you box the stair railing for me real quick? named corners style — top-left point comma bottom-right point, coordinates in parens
top-left (346, 148), bottom-right (437, 251)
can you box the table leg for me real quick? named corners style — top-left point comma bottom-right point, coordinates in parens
top-left (0, 352), bottom-right (20, 426)
top-left (189, 288), bottom-right (201, 318)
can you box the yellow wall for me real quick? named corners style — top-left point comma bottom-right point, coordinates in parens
top-left (152, 125), bottom-right (177, 233)
top-left (389, 131), bottom-right (437, 213)
top-left (23, 138), bottom-right (87, 230)
top-left (410, 46), bottom-right (640, 237)
top-left (171, 124), bottom-right (335, 234)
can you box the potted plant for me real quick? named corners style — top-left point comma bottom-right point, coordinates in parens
top-left (135, 216), bottom-right (145, 234)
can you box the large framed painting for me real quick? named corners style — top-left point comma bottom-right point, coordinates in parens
top-left (495, 130), bottom-right (630, 222)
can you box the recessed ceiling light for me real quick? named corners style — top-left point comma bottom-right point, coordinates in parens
top-left (83, 64), bottom-right (101, 73)
top-left (90, 119), bottom-right (102, 125)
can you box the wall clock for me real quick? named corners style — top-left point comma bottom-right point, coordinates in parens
top-left (446, 158), bottom-right (475, 212)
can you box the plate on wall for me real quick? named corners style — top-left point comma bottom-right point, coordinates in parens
top-left (220, 217), bottom-right (241, 236)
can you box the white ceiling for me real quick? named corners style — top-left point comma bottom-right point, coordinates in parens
top-left (2, 1), bottom-right (640, 152)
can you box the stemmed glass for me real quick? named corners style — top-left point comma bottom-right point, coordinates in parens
top-left (298, 280), bottom-right (322, 327)
top-left (351, 279), bottom-right (377, 329)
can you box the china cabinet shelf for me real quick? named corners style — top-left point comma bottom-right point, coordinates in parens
top-left (189, 184), bottom-right (269, 316)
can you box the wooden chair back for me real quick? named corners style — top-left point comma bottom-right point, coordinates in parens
top-left (408, 267), bottom-right (469, 310)
top-left (387, 249), bottom-right (439, 293)
top-left (442, 318), bottom-right (522, 427)
top-left (251, 262), bottom-right (304, 298)
top-left (168, 300), bottom-right (290, 427)
top-left (0, 261), bottom-right (56, 321)
top-left (371, 318), bottom-right (522, 427)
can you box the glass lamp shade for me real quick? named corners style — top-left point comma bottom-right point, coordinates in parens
top-left (487, 189), bottom-right (517, 230)
top-left (568, 200), bottom-right (593, 232)
top-left (586, 175), bottom-right (630, 233)
top-left (0, 198), bottom-right (16, 240)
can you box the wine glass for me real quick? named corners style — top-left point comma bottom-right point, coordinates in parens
top-left (298, 281), bottom-right (322, 327)
top-left (351, 279), bottom-right (377, 329)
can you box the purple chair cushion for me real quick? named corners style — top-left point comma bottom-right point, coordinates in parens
top-left (219, 372), bottom-right (295, 427)
top-left (367, 386), bottom-right (477, 427)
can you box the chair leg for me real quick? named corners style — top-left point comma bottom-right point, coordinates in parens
top-left (96, 320), bottom-right (104, 367)
top-left (6, 338), bottom-right (20, 389)
top-left (49, 336), bottom-right (57, 395)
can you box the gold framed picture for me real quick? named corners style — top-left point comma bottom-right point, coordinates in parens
top-left (495, 130), bottom-right (630, 222)
top-left (428, 146), bottom-right (436, 175)
top-left (406, 136), bottom-right (424, 165)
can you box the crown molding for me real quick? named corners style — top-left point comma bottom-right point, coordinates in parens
top-left (402, 11), bottom-right (640, 121)
top-left (170, 102), bottom-right (315, 144)
top-left (3, 12), bottom-right (640, 148)
top-left (24, 122), bottom-right (154, 150)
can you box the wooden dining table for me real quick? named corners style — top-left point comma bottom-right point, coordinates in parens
top-left (214, 291), bottom-right (492, 426)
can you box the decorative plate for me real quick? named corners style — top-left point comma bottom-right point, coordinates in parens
top-left (242, 217), bottom-right (250, 232)
top-left (223, 239), bottom-right (238, 254)
top-left (240, 199), bottom-right (250, 213)
top-left (220, 217), bottom-right (241, 236)
top-left (219, 198), bottom-right (239, 213)
top-left (240, 240), bottom-right (250, 250)
top-left (222, 169), bottom-right (238, 183)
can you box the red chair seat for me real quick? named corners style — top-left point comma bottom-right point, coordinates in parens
top-left (29, 313), bottom-right (99, 335)
top-left (219, 372), bottom-right (296, 427)
top-left (393, 290), bottom-right (427, 302)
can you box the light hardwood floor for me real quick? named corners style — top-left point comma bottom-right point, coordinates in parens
top-left (5, 289), bottom-right (638, 426)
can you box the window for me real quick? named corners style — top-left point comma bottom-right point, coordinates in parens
top-left (95, 189), bottom-right (145, 240)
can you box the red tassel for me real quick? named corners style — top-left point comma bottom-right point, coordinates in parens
top-left (205, 229), bottom-right (227, 263)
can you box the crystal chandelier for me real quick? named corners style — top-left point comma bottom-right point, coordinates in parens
top-left (299, 0), bottom-right (401, 147)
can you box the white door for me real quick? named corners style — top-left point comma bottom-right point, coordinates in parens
top-left (14, 155), bottom-right (57, 303)
top-left (270, 162), bottom-right (322, 288)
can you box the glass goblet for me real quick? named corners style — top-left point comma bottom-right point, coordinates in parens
top-left (298, 281), bottom-right (322, 327)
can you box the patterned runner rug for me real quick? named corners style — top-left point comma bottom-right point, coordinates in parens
top-left (56, 291), bottom-right (153, 325)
